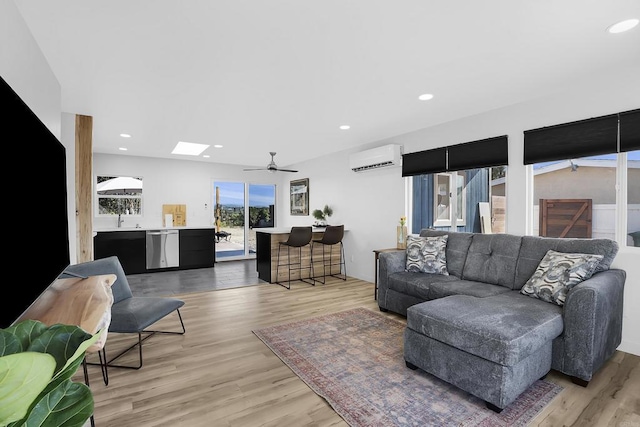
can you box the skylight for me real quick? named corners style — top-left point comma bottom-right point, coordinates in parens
top-left (172, 141), bottom-right (210, 156)
top-left (606, 18), bottom-right (639, 34)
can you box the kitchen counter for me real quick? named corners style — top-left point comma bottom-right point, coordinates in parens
top-left (95, 225), bottom-right (216, 233)
top-left (94, 227), bottom-right (216, 274)
top-left (253, 226), bottom-right (347, 234)
top-left (255, 227), bottom-right (347, 283)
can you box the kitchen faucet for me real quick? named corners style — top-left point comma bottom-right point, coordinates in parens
top-left (118, 214), bottom-right (124, 228)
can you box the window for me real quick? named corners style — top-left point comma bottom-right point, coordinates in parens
top-left (434, 173), bottom-right (451, 226)
top-left (411, 167), bottom-right (504, 233)
top-left (627, 150), bottom-right (640, 248)
top-left (532, 155), bottom-right (616, 239)
top-left (531, 152), bottom-right (640, 247)
top-left (433, 173), bottom-right (466, 227)
top-left (524, 108), bottom-right (639, 247)
top-left (96, 175), bottom-right (143, 216)
top-left (213, 181), bottom-right (276, 260)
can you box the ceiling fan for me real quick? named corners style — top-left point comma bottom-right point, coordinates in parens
top-left (243, 152), bottom-right (298, 173)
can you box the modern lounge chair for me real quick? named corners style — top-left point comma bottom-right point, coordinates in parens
top-left (62, 255), bottom-right (185, 383)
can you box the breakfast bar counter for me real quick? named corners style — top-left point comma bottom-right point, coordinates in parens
top-left (254, 227), bottom-right (347, 283)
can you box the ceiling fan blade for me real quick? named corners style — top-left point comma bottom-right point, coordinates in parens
top-left (244, 152), bottom-right (297, 172)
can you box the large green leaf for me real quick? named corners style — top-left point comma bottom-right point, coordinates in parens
top-left (0, 330), bottom-right (21, 357)
top-left (0, 352), bottom-right (56, 425)
top-left (0, 321), bottom-right (100, 427)
top-left (23, 381), bottom-right (94, 427)
top-left (2, 320), bottom-right (48, 354)
top-left (27, 324), bottom-right (92, 373)
top-left (47, 331), bottom-right (101, 394)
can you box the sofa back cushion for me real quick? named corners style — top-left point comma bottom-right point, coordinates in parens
top-left (514, 236), bottom-right (619, 290)
top-left (462, 234), bottom-right (523, 288)
top-left (419, 229), bottom-right (473, 277)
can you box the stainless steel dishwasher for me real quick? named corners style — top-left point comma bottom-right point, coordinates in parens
top-left (146, 229), bottom-right (179, 269)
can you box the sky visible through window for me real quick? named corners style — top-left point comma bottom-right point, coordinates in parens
top-left (534, 152), bottom-right (640, 169)
top-left (214, 182), bottom-right (275, 207)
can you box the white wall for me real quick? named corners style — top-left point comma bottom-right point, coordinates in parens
top-left (0, 1), bottom-right (61, 138)
top-left (0, 1), bottom-right (75, 261)
top-left (93, 154), bottom-right (283, 230)
top-left (276, 141), bottom-right (406, 286)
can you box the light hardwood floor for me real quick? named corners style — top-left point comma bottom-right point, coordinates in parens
top-left (81, 270), bottom-right (640, 427)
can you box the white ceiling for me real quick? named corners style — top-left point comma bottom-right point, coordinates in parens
top-left (14, 1), bottom-right (640, 169)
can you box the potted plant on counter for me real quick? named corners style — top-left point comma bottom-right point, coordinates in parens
top-left (312, 205), bottom-right (333, 227)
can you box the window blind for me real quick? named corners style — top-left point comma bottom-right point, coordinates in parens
top-left (523, 114), bottom-right (619, 165)
top-left (402, 135), bottom-right (508, 176)
top-left (401, 147), bottom-right (447, 177)
top-left (447, 135), bottom-right (508, 172)
top-left (619, 108), bottom-right (640, 153)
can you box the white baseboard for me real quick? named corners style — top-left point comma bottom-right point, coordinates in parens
top-left (618, 339), bottom-right (640, 356)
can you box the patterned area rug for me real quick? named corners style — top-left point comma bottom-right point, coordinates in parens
top-left (253, 307), bottom-right (563, 427)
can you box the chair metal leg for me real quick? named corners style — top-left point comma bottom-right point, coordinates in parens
top-left (83, 346), bottom-right (109, 386)
top-left (88, 309), bottom-right (186, 371)
top-left (275, 243), bottom-right (291, 289)
top-left (275, 243), bottom-right (314, 288)
top-left (313, 244), bottom-right (327, 284)
top-left (82, 358), bottom-right (97, 426)
top-left (313, 241), bottom-right (346, 283)
top-left (301, 245), bottom-right (315, 286)
top-left (337, 241), bottom-right (347, 280)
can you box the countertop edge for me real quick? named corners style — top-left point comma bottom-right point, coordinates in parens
top-left (254, 227), bottom-right (348, 234)
top-left (95, 226), bottom-right (216, 232)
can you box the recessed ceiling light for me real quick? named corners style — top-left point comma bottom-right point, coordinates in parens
top-left (418, 93), bottom-right (434, 101)
top-left (213, 144), bottom-right (223, 148)
top-left (120, 133), bottom-right (131, 138)
top-left (118, 147), bottom-right (128, 151)
top-left (607, 18), bottom-right (639, 34)
top-left (339, 125), bottom-right (350, 130)
top-left (202, 154), bottom-right (210, 158)
top-left (171, 141), bottom-right (210, 156)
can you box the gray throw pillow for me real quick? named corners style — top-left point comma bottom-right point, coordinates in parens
top-left (405, 235), bottom-right (449, 275)
top-left (520, 249), bottom-right (603, 306)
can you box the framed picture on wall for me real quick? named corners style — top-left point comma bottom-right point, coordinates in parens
top-left (290, 178), bottom-right (309, 215)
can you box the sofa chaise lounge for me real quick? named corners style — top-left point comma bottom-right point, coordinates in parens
top-left (378, 229), bottom-right (625, 411)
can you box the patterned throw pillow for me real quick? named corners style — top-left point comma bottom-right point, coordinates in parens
top-left (405, 235), bottom-right (449, 275)
top-left (520, 249), bottom-right (603, 306)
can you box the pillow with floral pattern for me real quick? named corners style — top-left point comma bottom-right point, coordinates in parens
top-left (520, 249), bottom-right (603, 306)
top-left (405, 235), bottom-right (449, 275)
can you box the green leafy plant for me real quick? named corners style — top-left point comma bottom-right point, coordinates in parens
top-left (0, 319), bottom-right (101, 427)
top-left (312, 205), bottom-right (333, 223)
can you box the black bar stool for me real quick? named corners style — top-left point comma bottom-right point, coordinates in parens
top-left (275, 226), bottom-right (315, 289)
top-left (311, 225), bottom-right (346, 284)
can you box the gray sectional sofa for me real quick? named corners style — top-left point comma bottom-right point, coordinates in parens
top-left (378, 229), bottom-right (626, 411)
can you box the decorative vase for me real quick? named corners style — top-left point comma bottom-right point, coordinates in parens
top-left (397, 226), bottom-right (408, 249)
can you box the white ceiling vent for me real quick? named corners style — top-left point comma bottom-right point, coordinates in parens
top-left (349, 144), bottom-right (403, 172)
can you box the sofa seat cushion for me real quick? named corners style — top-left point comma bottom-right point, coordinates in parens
top-left (388, 271), bottom-right (459, 300)
top-left (428, 279), bottom-right (511, 300)
top-left (407, 292), bottom-right (563, 366)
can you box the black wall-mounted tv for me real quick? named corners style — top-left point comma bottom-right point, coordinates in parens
top-left (1, 75), bottom-right (70, 328)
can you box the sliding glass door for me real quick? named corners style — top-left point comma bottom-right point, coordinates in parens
top-left (213, 181), bottom-right (275, 260)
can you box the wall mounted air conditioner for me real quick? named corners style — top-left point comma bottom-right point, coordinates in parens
top-left (349, 144), bottom-right (403, 172)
